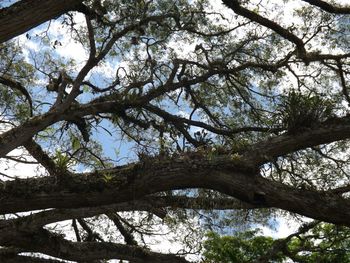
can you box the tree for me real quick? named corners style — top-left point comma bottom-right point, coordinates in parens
top-left (203, 222), bottom-right (350, 262)
top-left (0, 0), bottom-right (350, 262)
top-left (203, 231), bottom-right (284, 263)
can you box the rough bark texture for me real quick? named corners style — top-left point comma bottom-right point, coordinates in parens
top-left (0, 152), bottom-right (349, 226)
top-left (0, 0), bottom-right (84, 43)
top-left (1, 0), bottom-right (350, 262)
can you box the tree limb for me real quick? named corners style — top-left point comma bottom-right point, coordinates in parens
top-left (0, 228), bottom-right (189, 262)
top-left (23, 139), bottom-right (60, 175)
top-left (0, 75), bottom-right (33, 116)
top-left (108, 213), bottom-right (138, 245)
top-left (222, 0), bottom-right (307, 59)
top-left (0, 152), bottom-right (350, 226)
top-left (301, 0), bottom-right (350, 14)
top-left (0, 0), bottom-right (84, 43)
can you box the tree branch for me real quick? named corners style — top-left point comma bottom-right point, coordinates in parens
top-left (0, 196), bottom-right (257, 232)
top-left (243, 116), bottom-right (350, 165)
top-left (0, 75), bottom-right (33, 116)
top-left (144, 103), bottom-right (282, 135)
top-left (222, 0), bottom-right (307, 59)
top-left (0, 228), bottom-right (189, 262)
top-left (254, 220), bottom-right (320, 263)
top-left (108, 213), bottom-right (138, 245)
top-left (0, 152), bottom-right (350, 226)
top-left (0, 0), bottom-right (84, 43)
top-left (0, 254), bottom-right (66, 263)
top-left (23, 139), bottom-right (60, 175)
top-left (301, 0), bottom-right (350, 14)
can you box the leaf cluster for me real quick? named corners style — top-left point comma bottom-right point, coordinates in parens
top-left (277, 91), bottom-right (334, 134)
top-left (203, 230), bottom-right (284, 263)
top-left (203, 223), bottom-right (350, 263)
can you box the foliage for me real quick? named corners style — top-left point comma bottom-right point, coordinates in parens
top-left (203, 231), bottom-right (284, 263)
top-left (288, 224), bottom-right (350, 263)
top-left (203, 224), bottom-right (350, 263)
top-left (0, 0), bottom-right (350, 262)
top-left (277, 91), bottom-right (334, 133)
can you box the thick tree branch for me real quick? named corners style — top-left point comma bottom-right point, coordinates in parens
top-left (0, 196), bottom-right (254, 234)
top-left (0, 254), bottom-right (65, 263)
top-left (1, 196), bottom-right (254, 231)
top-left (301, 0), bottom-right (350, 14)
top-left (0, 228), bottom-right (188, 262)
top-left (0, 152), bottom-right (350, 226)
top-left (243, 116), bottom-right (350, 165)
top-left (0, 0), bottom-right (84, 43)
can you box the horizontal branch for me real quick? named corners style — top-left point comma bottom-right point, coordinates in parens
top-left (144, 104), bottom-right (282, 135)
top-left (1, 196), bottom-right (257, 230)
top-left (0, 149), bottom-right (350, 226)
top-left (0, 228), bottom-right (188, 262)
top-left (244, 116), bottom-right (350, 164)
top-left (0, 254), bottom-right (65, 263)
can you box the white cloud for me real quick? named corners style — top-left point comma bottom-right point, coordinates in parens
top-left (261, 215), bottom-right (312, 239)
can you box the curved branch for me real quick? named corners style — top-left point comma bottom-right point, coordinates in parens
top-left (0, 228), bottom-right (188, 262)
top-left (301, 0), bottom-right (350, 14)
top-left (244, 116), bottom-right (350, 165)
top-left (0, 152), bottom-right (350, 226)
top-left (0, 76), bottom-right (33, 116)
top-left (1, 196), bottom-right (257, 231)
top-left (222, 0), bottom-right (307, 58)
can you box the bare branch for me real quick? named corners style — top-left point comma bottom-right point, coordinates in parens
top-left (301, 0), bottom-right (350, 14)
top-left (222, 0), bottom-right (307, 59)
top-left (336, 59), bottom-right (350, 104)
top-left (144, 104), bottom-right (282, 136)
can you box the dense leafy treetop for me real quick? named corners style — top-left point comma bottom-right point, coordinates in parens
top-left (203, 223), bottom-right (350, 262)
